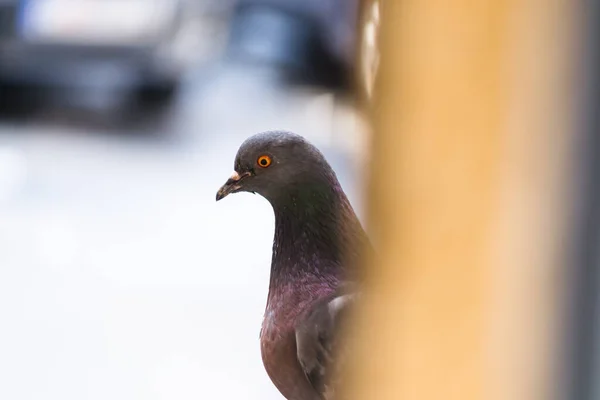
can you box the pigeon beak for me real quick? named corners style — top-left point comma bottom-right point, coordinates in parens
top-left (216, 171), bottom-right (251, 201)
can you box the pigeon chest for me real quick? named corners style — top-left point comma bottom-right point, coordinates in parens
top-left (260, 291), bottom-right (323, 400)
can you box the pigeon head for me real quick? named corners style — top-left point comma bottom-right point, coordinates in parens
top-left (216, 131), bottom-right (337, 204)
top-left (217, 130), bottom-right (369, 291)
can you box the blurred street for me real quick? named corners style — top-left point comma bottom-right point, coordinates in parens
top-left (0, 32), bottom-right (368, 400)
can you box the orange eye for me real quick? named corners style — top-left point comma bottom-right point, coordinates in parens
top-left (257, 155), bottom-right (272, 168)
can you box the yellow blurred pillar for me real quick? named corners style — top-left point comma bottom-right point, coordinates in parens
top-left (345, 1), bottom-right (580, 400)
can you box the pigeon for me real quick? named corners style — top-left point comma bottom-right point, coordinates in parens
top-left (216, 131), bottom-right (371, 400)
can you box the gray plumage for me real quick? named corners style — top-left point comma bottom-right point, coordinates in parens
top-left (216, 131), bottom-right (370, 400)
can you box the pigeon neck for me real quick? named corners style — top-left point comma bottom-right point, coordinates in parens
top-left (268, 180), bottom-right (364, 289)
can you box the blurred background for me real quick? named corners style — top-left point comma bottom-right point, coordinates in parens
top-left (0, 0), bottom-right (373, 399)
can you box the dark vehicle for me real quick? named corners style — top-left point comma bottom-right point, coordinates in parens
top-left (0, 0), bottom-right (187, 108)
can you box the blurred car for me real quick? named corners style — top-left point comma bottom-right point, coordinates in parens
top-left (0, 0), bottom-right (187, 108)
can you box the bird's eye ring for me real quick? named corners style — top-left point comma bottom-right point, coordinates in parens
top-left (257, 155), bottom-right (272, 168)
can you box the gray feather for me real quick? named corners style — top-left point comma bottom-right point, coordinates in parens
top-left (296, 287), bottom-right (357, 399)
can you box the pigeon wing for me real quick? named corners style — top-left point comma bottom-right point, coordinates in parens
top-left (295, 288), bottom-right (357, 399)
